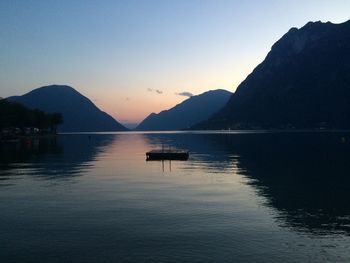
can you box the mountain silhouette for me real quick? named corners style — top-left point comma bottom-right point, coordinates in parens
top-left (8, 85), bottom-right (127, 132)
top-left (196, 20), bottom-right (350, 129)
top-left (135, 89), bottom-right (232, 131)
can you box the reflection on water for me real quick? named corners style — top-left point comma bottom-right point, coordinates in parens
top-left (143, 132), bottom-right (350, 235)
top-left (0, 134), bottom-right (117, 181)
top-left (1, 131), bottom-right (350, 262)
top-left (227, 132), bottom-right (350, 236)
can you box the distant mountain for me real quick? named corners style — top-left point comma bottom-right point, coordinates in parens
top-left (135, 89), bottom-right (232, 131)
top-left (8, 85), bottom-right (127, 132)
top-left (122, 122), bottom-right (139, 130)
top-left (196, 20), bottom-right (350, 129)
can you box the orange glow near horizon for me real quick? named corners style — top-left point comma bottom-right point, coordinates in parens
top-left (94, 90), bottom-right (193, 124)
top-left (88, 61), bottom-right (256, 124)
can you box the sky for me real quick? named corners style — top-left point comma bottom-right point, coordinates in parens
top-left (1, 0), bottom-right (349, 126)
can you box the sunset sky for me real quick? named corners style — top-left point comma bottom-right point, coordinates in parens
top-left (1, 0), bottom-right (349, 126)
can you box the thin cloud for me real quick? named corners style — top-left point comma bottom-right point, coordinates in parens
top-left (147, 88), bottom-right (163, 94)
top-left (176, 91), bottom-right (193, 97)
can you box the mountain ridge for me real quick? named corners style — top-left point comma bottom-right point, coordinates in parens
top-left (195, 20), bottom-right (350, 129)
top-left (136, 89), bottom-right (232, 131)
top-left (8, 85), bottom-right (127, 132)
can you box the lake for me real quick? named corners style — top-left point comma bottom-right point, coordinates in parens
top-left (1, 131), bottom-right (350, 262)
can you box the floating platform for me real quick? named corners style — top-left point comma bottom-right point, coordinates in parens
top-left (146, 149), bottom-right (189, 161)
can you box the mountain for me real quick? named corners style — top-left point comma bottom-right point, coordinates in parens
top-left (196, 20), bottom-right (350, 130)
top-left (122, 122), bottom-right (139, 130)
top-left (8, 85), bottom-right (127, 132)
top-left (135, 89), bottom-right (232, 131)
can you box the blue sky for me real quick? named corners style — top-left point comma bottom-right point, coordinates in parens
top-left (1, 0), bottom-right (349, 124)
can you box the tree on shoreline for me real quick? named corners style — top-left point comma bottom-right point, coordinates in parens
top-left (0, 99), bottom-right (63, 133)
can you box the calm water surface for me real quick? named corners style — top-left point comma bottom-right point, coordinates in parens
top-left (1, 131), bottom-right (350, 262)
